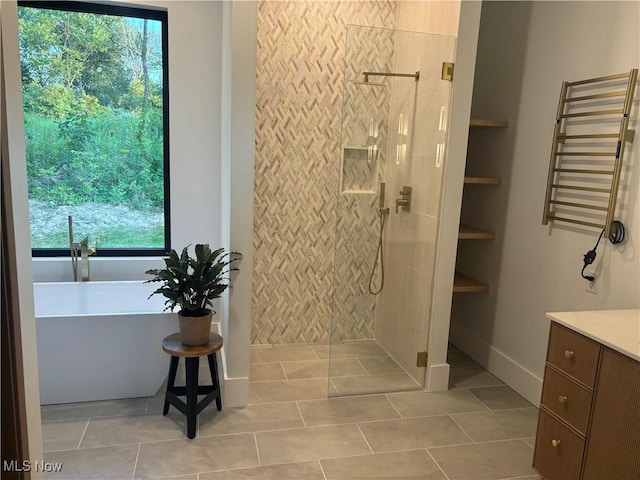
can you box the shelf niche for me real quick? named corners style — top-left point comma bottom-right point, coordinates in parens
top-left (453, 272), bottom-right (489, 293)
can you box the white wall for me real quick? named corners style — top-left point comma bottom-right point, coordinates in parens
top-left (451, 1), bottom-right (639, 404)
top-left (1, 2), bottom-right (44, 474)
top-left (31, 0), bottom-right (224, 282)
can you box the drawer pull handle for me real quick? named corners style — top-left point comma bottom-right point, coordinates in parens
top-left (564, 350), bottom-right (574, 359)
top-left (552, 439), bottom-right (561, 448)
top-left (558, 395), bottom-right (568, 404)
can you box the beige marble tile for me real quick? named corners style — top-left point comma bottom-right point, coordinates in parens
top-left (298, 394), bottom-right (400, 426)
top-left (281, 359), bottom-right (329, 379)
top-left (358, 356), bottom-right (404, 374)
top-left (451, 408), bottom-right (539, 442)
top-left (523, 437), bottom-right (536, 448)
top-left (200, 461), bottom-right (324, 479)
top-left (248, 378), bottom-right (328, 404)
top-left (428, 439), bottom-right (537, 480)
top-left (198, 402), bottom-right (303, 436)
top-left (41, 397), bottom-right (149, 421)
top-left (134, 433), bottom-right (258, 479)
top-left (250, 346), bottom-right (317, 364)
top-left (449, 367), bottom-right (503, 389)
top-left (250, 363), bottom-right (286, 382)
top-left (255, 424), bottom-right (371, 466)
top-left (42, 419), bottom-right (88, 452)
top-left (469, 386), bottom-right (534, 410)
top-left (321, 449), bottom-right (446, 479)
top-left (387, 388), bottom-right (489, 418)
top-left (80, 413), bottom-right (186, 448)
top-left (44, 444), bottom-right (138, 479)
top-left (328, 358), bottom-right (368, 377)
top-left (359, 415), bottom-right (472, 452)
top-left (331, 372), bottom-right (421, 396)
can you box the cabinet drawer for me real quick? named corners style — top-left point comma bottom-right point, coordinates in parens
top-left (541, 366), bottom-right (592, 435)
top-left (533, 409), bottom-right (585, 480)
top-left (547, 322), bottom-right (600, 388)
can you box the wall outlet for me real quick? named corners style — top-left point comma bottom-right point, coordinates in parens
top-left (586, 278), bottom-right (597, 294)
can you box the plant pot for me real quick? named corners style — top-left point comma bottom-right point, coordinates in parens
top-left (178, 311), bottom-right (212, 346)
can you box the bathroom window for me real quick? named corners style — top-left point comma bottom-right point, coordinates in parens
top-left (17, 1), bottom-right (170, 256)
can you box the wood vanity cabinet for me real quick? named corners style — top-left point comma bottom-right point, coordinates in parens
top-left (533, 322), bottom-right (640, 480)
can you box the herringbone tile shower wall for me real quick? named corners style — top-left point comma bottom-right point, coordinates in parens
top-left (252, 1), bottom-right (396, 345)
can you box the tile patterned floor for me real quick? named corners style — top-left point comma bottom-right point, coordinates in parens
top-left (41, 345), bottom-right (542, 480)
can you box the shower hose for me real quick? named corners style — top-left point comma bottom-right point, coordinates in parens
top-left (368, 208), bottom-right (387, 295)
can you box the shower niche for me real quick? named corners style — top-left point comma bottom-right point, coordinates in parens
top-left (340, 146), bottom-right (378, 194)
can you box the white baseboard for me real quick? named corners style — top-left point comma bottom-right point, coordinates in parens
top-left (222, 375), bottom-right (249, 407)
top-left (449, 325), bottom-right (543, 406)
top-left (426, 363), bottom-right (451, 392)
top-left (213, 322), bottom-right (249, 407)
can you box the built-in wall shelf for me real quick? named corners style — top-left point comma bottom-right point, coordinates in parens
top-left (469, 118), bottom-right (509, 128)
top-left (453, 271), bottom-right (489, 293)
top-left (459, 224), bottom-right (496, 240)
top-left (464, 176), bottom-right (501, 185)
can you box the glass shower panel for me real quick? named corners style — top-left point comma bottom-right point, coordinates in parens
top-left (329, 25), bottom-right (456, 397)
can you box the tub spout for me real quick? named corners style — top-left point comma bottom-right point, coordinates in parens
top-left (69, 216), bottom-right (96, 281)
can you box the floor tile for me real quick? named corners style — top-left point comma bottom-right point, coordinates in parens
top-left (198, 402), bottom-right (303, 436)
top-left (332, 373), bottom-right (421, 396)
top-left (255, 424), bottom-right (371, 466)
top-left (358, 356), bottom-right (404, 374)
top-left (298, 395), bottom-right (400, 426)
top-left (523, 437), bottom-right (536, 448)
top-left (450, 408), bottom-right (539, 442)
top-left (249, 363), bottom-right (286, 382)
top-left (250, 346), bottom-right (317, 363)
top-left (358, 416), bottom-right (472, 452)
top-left (41, 398), bottom-right (149, 421)
top-left (42, 419), bottom-right (88, 452)
top-left (321, 449), bottom-right (446, 479)
top-left (387, 389), bottom-right (488, 418)
top-left (312, 344), bottom-right (330, 359)
top-left (447, 350), bottom-right (481, 368)
top-left (469, 386), bottom-right (534, 410)
top-left (449, 367), bottom-right (503, 389)
top-left (134, 433), bottom-right (259, 479)
top-left (429, 439), bottom-right (537, 480)
top-left (80, 413), bottom-right (186, 448)
top-left (328, 358), bottom-right (368, 377)
top-left (200, 461), bottom-right (325, 479)
top-left (329, 341), bottom-right (388, 359)
top-left (44, 445), bottom-right (138, 479)
top-left (281, 359), bottom-right (329, 379)
top-left (248, 378), bottom-right (328, 404)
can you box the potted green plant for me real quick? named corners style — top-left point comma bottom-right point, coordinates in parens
top-left (145, 244), bottom-right (240, 345)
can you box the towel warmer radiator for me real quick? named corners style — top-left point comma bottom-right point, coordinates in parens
top-left (542, 69), bottom-right (637, 237)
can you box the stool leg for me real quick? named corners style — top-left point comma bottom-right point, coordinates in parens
top-left (163, 356), bottom-right (179, 415)
top-left (207, 353), bottom-right (222, 411)
top-left (185, 357), bottom-right (199, 439)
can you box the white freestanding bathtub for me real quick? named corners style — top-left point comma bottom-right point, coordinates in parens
top-left (33, 281), bottom-right (179, 404)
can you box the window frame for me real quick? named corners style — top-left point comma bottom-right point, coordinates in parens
top-left (18, 0), bottom-right (171, 258)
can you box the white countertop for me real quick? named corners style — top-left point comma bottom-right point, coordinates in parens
top-left (546, 309), bottom-right (640, 362)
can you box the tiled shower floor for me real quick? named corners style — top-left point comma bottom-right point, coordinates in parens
top-left (41, 345), bottom-right (541, 479)
top-left (251, 339), bottom-right (421, 398)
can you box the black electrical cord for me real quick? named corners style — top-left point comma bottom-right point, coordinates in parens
top-left (608, 220), bottom-right (625, 245)
top-left (580, 220), bottom-right (626, 282)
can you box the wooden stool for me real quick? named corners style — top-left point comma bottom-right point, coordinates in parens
top-left (162, 332), bottom-right (223, 439)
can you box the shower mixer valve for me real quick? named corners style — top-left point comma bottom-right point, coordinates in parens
top-left (395, 186), bottom-right (412, 213)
